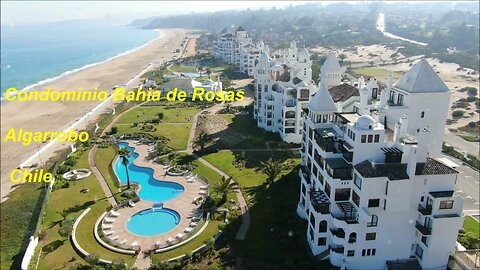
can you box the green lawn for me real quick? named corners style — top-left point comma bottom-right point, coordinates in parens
top-left (201, 150), bottom-right (325, 267)
top-left (220, 114), bottom-right (283, 149)
top-left (351, 67), bottom-right (403, 79)
top-left (36, 148), bottom-right (136, 269)
top-left (116, 105), bottom-right (198, 124)
top-left (0, 182), bottom-right (45, 269)
top-left (170, 64), bottom-right (197, 73)
top-left (94, 146), bottom-right (124, 203)
top-left (464, 216), bottom-right (480, 237)
top-left (114, 104), bottom-right (199, 150)
top-left (117, 123), bottom-right (191, 150)
top-left (151, 220), bottom-right (222, 263)
top-left (202, 150), bottom-right (300, 204)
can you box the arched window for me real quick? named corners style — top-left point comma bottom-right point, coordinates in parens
top-left (319, 220), bottom-right (327, 233)
top-left (421, 111), bottom-right (425, 118)
top-left (368, 215), bottom-right (378, 227)
top-left (348, 232), bottom-right (357, 243)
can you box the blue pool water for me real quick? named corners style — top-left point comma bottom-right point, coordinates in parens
top-left (115, 142), bottom-right (184, 202)
top-left (127, 208), bottom-right (180, 236)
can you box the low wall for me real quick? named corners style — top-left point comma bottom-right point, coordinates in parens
top-left (21, 236), bottom-right (38, 270)
top-left (93, 212), bottom-right (136, 255)
top-left (155, 213), bottom-right (211, 253)
top-left (71, 208), bottom-right (112, 264)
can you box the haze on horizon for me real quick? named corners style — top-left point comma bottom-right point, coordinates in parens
top-left (1, 1), bottom-right (312, 26)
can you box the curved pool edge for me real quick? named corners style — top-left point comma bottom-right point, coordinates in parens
top-left (125, 207), bottom-right (181, 237)
top-left (114, 141), bottom-right (186, 202)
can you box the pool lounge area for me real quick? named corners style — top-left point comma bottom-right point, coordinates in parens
top-left (102, 141), bottom-right (208, 251)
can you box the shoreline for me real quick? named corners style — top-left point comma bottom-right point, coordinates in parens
top-left (1, 29), bottom-right (163, 101)
top-left (1, 28), bottom-right (189, 202)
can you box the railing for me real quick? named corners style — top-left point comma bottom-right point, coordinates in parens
top-left (415, 221), bottom-right (432, 235)
top-left (418, 204), bottom-right (432, 215)
top-left (330, 228), bottom-right (345, 239)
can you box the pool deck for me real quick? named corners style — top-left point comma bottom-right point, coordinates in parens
top-left (107, 141), bottom-right (207, 251)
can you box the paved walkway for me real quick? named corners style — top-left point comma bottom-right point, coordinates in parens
top-left (192, 154), bottom-right (250, 240)
top-left (134, 252), bottom-right (152, 269)
top-left (88, 145), bottom-right (118, 207)
top-left (186, 101), bottom-right (252, 241)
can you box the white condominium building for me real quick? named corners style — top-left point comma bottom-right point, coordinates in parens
top-left (253, 41), bottom-right (315, 143)
top-left (213, 26), bottom-right (263, 76)
top-left (296, 58), bottom-right (464, 270)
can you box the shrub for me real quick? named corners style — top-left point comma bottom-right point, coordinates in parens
top-left (468, 122), bottom-right (477, 128)
top-left (467, 88), bottom-right (478, 97)
top-left (452, 110), bottom-right (465, 118)
top-left (467, 96), bottom-right (478, 102)
top-left (57, 164), bottom-right (71, 175)
top-left (458, 231), bottom-right (480, 249)
top-left (85, 253), bottom-right (100, 265)
top-left (110, 126), bottom-right (118, 135)
top-left (58, 224), bottom-right (73, 238)
top-left (64, 158), bottom-right (77, 167)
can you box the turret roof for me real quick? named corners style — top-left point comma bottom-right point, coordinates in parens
top-left (393, 59), bottom-right (449, 93)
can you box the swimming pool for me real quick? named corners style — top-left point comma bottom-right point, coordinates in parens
top-left (115, 142), bottom-right (184, 202)
top-left (127, 208), bottom-right (180, 236)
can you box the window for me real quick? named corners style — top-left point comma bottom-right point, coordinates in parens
top-left (352, 190), bottom-right (360, 207)
top-left (367, 215), bottom-right (378, 227)
top-left (389, 91), bottom-right (395, 102)
top-left (383, 199), bottom-right (387, 211)
top-left (366, 232), bottom-right (376, 241)
top-left (361, 135), bottom-right (366, 143)
top-left (372, 88), bottom-right (378, 99)
top-left (368, 199), bottom-right (380, 208)
top-left (367, 135), bottom-right (373, 143)
top-left (421, 111), bottom-right (425, 118)
top-left (367, 249), bottom-right (371, 256)
top-left (374, 134), bottom-right (380, 143)
top-left (309, 213), bottom-right (315, 227)
top-left (319, 221), bottom-right (327, 233)
top-left (372, 249), bottom-right (376, 256)
top-left (325, 182), bottom-right (331, 198)
top-left (439, 200), bottom-right (454, 209)
top-left (347, 250), bottom-right (355, 257)
top-left (301, 184), bottom-right (306, 195)
top-left (421, 196), bottom-right (424, 202)
top-left (317, 237), bottom-right (326, 246)
top-left (362, 249), bottom-right (366, 256)
top-left (397, 94), bottom-right (404, 105)
top-left (335, 188), bottom-right (351, 201)
top-left (309, 226), bottom-right (314, 241)
top-left (354, 174), bottom-right (362, 190)
top-left (349, 232), bottom-right (357, 244)
top-left (415, 244), bottom-right (423, 259)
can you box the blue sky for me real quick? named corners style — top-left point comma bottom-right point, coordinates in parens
top-left (0, 1), bottom-right (308, 25)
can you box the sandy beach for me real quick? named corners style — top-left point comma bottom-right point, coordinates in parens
top-left (1, 28), bottom-right (189, 200)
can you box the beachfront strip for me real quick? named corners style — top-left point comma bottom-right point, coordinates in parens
top-left (212, 26), bottom-right (466, 269)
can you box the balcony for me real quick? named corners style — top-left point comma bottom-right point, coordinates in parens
top-left (285, 100), bottom-right (296, 107)
top-left (300, 165), bottom-right (311, 185)
top-left (330, 245), bottom-right (344, 254)
top-left (325, 158), bottom-right (353, 181)
top-left (330, 228), bottom-right (345, 239)
top-left (314, 128), bottom-right (344, 154)
top-left (415, 221), bottom-right (432, 235)
top-left (418, 204), bottom-right (432, 216)
top-left (309, 190), bottom-right (330, 214)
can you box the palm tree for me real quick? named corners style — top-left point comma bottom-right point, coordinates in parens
top-left (118, 148), bottom-right (131, 189)
top-left (193, 132), bottom-right (213, 152)
top-left (260, 158), bottom-right (284, 186)
top-left (214, 176), bottom-right (236, 201)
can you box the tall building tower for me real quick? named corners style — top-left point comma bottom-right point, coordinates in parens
top-left (320, 53), bottom-right (343, 89)
top-left (297, 59), bottom-right (463, 269)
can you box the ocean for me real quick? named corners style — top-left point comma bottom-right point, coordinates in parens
top-left (0, 20), bottom-right (159, 96)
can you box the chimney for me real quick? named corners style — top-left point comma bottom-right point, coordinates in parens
top-left (379, 88), bottom-right (388, 108)
top-left (406, 145), bottom-right (418, 179)
top-left (360, 87), bottom-right (369, 108)
top-left (398, 115), bottom-right (408, 139)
